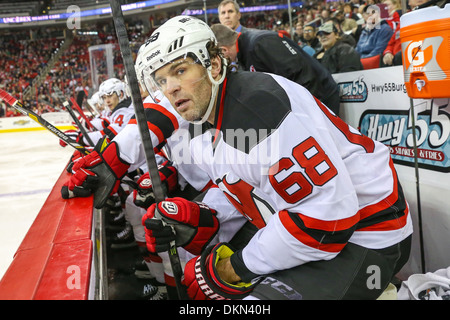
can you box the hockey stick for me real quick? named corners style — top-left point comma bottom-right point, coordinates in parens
top-left (70, 97), bottom-right (94, 131)
top-left (0, 88), bottom-right (124, 210)
top-left (53, 86), bottom-right (95, 129)
top-left (109, 0), bottom-right (187, 300)
top-left (0, 88), bottom-right (90, 155)
top-left (63, 100), bottom-right (95, 147)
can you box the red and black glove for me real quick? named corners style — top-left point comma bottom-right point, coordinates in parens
top-left (133, 161), bottom-right (178, 209)
top-left (142, 197), bottom-right (219, 255)
top-left (182, 243), bottom-right (259, 300)
top-left (61, 141), bottom-right (129, 202)
top-left (59, 129), bottom-right (85, 148)
top-left (65, 148), bottom-right (94, 173)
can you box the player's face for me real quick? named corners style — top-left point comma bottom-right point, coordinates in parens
top-left (102, 92), bottom-right (120, 109)
top-left (153, 57), bottom-right (213, 122)
top-left (219, 3), bottom-right (241, 30)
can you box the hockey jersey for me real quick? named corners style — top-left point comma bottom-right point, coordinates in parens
top-left (86, 97), bottom-right (135, 145)
top-left (112, 95), bottom-right (213, 192)
top-left (187, 70), bottom-right (413, 279)
top-left (90, 108), bottom-right (112, 131)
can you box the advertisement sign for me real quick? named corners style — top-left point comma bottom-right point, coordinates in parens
top-left (0, 112), bottom-right (74, 133)
top-left (333, 66), bottom-right (450, 276)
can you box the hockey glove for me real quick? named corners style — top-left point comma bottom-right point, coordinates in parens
top-left (59, 129), bottom-right (84, 148)
top-left (65, 148), bottom-right (94, 173)
top-left (182, 243), bottom-right (259, 300)
top-left (142, 197), bottom-right (219, 255)
top-left (133, 161), bottom-right (178, 209)
top-left (61, 141), bottom-right (130, 208)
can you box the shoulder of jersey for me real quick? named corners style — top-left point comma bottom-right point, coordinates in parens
top-left (222, 72), bottom-right (291, 132)
top-left (219, 72), bottom-right (292, 153)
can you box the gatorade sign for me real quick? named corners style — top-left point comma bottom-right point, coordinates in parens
top-left (402, 36), bottom-right (444, 78)
top-left (400, 5), bottom-right (450, 98)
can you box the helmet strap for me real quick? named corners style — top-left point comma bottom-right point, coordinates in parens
top-left (191, 57), bottom-right (228, 125)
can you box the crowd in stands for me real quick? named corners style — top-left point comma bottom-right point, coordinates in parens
top-left (0, 0), bottom-right (424, 118)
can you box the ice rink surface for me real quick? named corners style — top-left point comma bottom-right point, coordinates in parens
top-left (0, 130), bottom-right (74, 279)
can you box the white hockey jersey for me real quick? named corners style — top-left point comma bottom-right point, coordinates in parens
top-left (86, 98), bottom-right (134, 146)
top-left (90, 108), bottom-right (112, 131)
top-left (113, 95), bottom-right (213, 192)
top-left (187, 71), bottom-right (413, 277)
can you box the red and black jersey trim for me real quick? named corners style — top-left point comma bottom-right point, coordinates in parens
top-left (129, 102), bottom-right (179, 146)
top-left (279, 210), bottom-right (358, 253)
top-left (101, 126), bottom-right (118, 141)
top-left (356, 159), bottom-right (409, 232)
top-left (279, 158), bottom-right (409, 253)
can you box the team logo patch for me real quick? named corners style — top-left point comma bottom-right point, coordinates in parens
top-left (140, 178), bottom-right (152, 188)
top-left (161, 201), bottom-right (178, 215)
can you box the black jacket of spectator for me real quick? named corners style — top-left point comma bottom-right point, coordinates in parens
top-left (314, 40), bottom-right (363, 74)
top-left (236, 27), bottom-right (341, 115)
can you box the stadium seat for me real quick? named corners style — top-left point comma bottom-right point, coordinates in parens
top-left (361, 55), bottom-right (381, 70)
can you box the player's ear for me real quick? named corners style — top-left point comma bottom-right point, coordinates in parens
top-left (210, 55), bottom-right (223, 80)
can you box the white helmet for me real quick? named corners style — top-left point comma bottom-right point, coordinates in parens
top-left (87, 91), bottom-right (100, 106)
top-left (87, 91), bottom-right (102, 113)
top-left (99, 78), bottom-right (127, 102)
top-left (135, 45), bottom-right (147, 89)
top-left (137, 15), bottom-right (227, 124)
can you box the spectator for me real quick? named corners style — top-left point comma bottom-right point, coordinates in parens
top-left (292, 21), bottom-right (306, 46)
top-left (355, 4), bottom-right (393, 59)
top-left (314, 22), bottom-right (363, 74)
top-left (343, 3), bottom-right (360, 21)
top-left (218, 0), bottom-right (243, 32)
top-left (330, 17), bottom-right (356, 47)
top-left (320, 8), bottom-right (331, 22)
top-left (384, 0), bottom-right (402, 30)
top-left (380, 22), bottom-right (402, 67)
top-left (350, 4), bottom-right (369, 44)
top-left (381, 0), bottom-right (428, 67)
top-left (0, 103), bottom-right (5, 117)
top-left (341, 14), bottom-right (359, 35)
top-left (302, 24), bottom-right (323, 55)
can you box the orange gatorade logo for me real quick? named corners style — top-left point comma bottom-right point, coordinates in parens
top-left (402, 36), bottom-right (445, 79)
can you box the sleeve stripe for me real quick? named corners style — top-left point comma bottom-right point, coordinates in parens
top-left (146, 121), bottom-right (165, 145)
top-left (357, 205), bottom-right (409, 232)
top-left (279, 210), bottom-right (348, 253)
top-left (279, 157), bottom-right (410, 252)
top-left (127, 118), bottom-right (165, 145)
top-left (144, 103), bottom-right (179, 131)
top-left (358, 158), bottom-right (401, 220)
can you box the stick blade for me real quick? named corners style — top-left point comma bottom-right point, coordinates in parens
top-left (0, 89), bottom-right (17, 106)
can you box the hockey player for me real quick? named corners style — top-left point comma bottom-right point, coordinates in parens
top-left (60, 59), bottom-right (248, 299)
top-left (87, 91), bottom-right (111, 132)
top-left (62, 78), bottom-right (134, 148)
top-left (138, 16), bottom-right (413, 300)
top-left (210, 23), bottom-right (342, 116)
top-left (89, 78), bottom-right (134, 145)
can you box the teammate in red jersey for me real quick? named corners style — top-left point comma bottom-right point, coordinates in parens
top-left (137, 16), bottom-right (413, 300)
